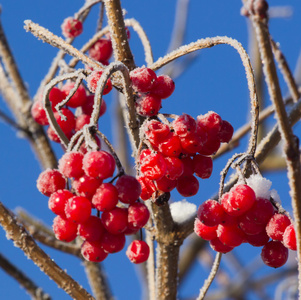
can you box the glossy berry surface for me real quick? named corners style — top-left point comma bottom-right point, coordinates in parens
top-left (176, 175), bottom-right (199, 197)
top-left (197, 200), bottom-right (225, 227)
top-left (130, 67), bottom-right (157, 92)
top-left (261, 241), bottom-right (288, 268)
top-left (31, 101), bottom-right (49, 125)
top-left (81, 240), bottom-right (108, 262)
top-left (78, 216), bottom-right (105, 242)
top-left (53, 215), bottom-right (78, 242)
top-left (150, 75), bottom-right (175, 99)
top-left (126, 240), bottom-right (150, 264)
top-left (72, 175), bottom-right (103, 200)
top-left (61, 82), bottom-right (87, 108)
top-left (128, 202), bottom-right (150, 229)
top-left (194, 218), bottom-right (217, 241)
top-left (100, 231), bottom-right (126, 254)
top-left (283, 224), bottom-right (297, 251)
top-left (209, 237), bottom-right (233, 254)
top-left (65, 196), bottom-right (92, 223)
top-left (89, 38), bottom-right (113, 63)
top-left (58, 151), bottom-right (84, 178)
top-left (101, 207), bottom-right (128, 235)
top-left (48, 189), bottom-right (74, 217)
top-left (115, 175), bottom-right (142, 204)
top-left (92, 183), bottom-right (119, 211)
top-left (266, 213), bottom-right (291, 241)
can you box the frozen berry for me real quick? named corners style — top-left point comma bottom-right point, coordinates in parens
top-left (197, 200), bottom-right (225, 227)
top-left (87, 70), bottom-right (112, 95)
top-left (81, 240), bottom-right (108, 262)
top-left (266, 214), bottom-right (291, 241)
top-left (78, 216), bottom-right (105, 242)
top-left (101, 207), bottom-right (128, 235)
top-left (176, 175), bottom-right (199, 197)
top-left (283, 224), bottom-right (297, 251)
top-left (48, 189), bottom-right (74, 217)
top-left (194, 218), bottom-right (217, 241)
top-left (53, 215), bottom-right (77, 242)
top-left (61, 17), bottom-right (83, 38)
top-left (130, 68), bottom-right (157, 92)
top-left (58, 151), bottom-right (84, 179)
top-left (92, 183), bottom-right (119, 211)
top-left (65, 196), bottom-right (92, 223)
top-left (126, 240), bottom-right (150, 264)
top-left (115, 175), bottom-right (142, 204)
top-left (61, 82), bottom-right (87, 108)
top-left (128, 202), bottom-right (150, 229)
top-left (37, 169), bottom-right (66, 196)
top-left (89, 38), bottom-right (113, 63)
top-left (150, 75), bottom-right (175, 99)
top-left (31, 101), bottom-right (49, 125)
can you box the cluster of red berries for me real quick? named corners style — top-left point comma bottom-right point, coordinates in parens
top-left (194, 183), bottom-right (296, 268)
top-left (130, 67), bottom-right (175, 117)
top-left (36, 150), bottom-right (150, 264)
top-left (137, 112), bottom-right (233, 202)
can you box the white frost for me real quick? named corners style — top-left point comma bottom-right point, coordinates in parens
top-left (246, 174), bottom-right (272, 199)
top-left (170, 200), bottom-right (197, 224)
top-left (270, 189), bottom-right (281, 204)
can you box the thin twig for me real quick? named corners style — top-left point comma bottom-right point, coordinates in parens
top-left (0, 253), bottom-right (51, 300)
top-left (0, 202), bottom-right (94, 300)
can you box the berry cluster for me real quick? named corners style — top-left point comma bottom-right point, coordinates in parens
top-left (194, 181), bottom-right (296, 268)
top-left (138, 112), bottom-right (233, 202)
top-left (36, 150), bottom-right (150, 264)
top-left (130, 67), bottom-right (175, 117)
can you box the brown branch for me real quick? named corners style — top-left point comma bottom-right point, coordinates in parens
top-left (0, 18), bottom-right (57, 170)
top-left (0, 202), bottom-right (94, 300)
top-left (251, 16), bottom-right (301, 295)
top-left (0, 253), bottom-right (51, 300)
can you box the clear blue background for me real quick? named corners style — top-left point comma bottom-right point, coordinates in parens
top-left (0, 1), bottom-right (301, 299)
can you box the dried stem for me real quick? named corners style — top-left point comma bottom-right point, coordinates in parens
top-left (251, 16), bottom-right (301, 295)
top-left (150, 36), bottom-right (259, 155)
top-left (0, 253), bottom-right (51, 300)
top-left (0, 202), bottom-right (94, 300)
top-left (196, 252), bottom-right (222, 300)
top-left (0, 18), bottom-right (57, 170)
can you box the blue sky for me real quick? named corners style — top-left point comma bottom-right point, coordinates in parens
top-left (0, 1), bottom-right (301, 299)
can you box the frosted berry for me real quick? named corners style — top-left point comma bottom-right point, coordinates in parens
top-left (48, 87), bottom-right (65, 110)
top-left (194, 218), bottom-right (217, 241)
top-left (37, 169), bottom-right (66, 196)
top-left (136, 94), bottom-right (162, 117)
top-left (83, 150), bottom-right (116, 179)
top-left (245, 230), bottom-right (270, 247)
top-left (92, 183), bottom-right (119, 211)
top-left (179, 133), bottom-right (203, 154)
top-left (81, 240), bottom-right (108, 262)
top-left (115, 175), bottom-right (142, 204)
top-left (31, 101), bottom-right (49, 125)
top-left (101, 207), bottom-right (128, 235)
top-left (58, 151), bottom-right (84, 179)
top-left (48, 189), bottom-right (74, 217)
top-left (61, 17), bottom-right (83, 38)
top-left (197, 111), bottom-right (222, 137)
top-left (53, 215), bottom-right (77, 242)
top-left (54, 108), bottom-right (76, 135)
top-left (209, 237), bottom-right (233, 253)
top-left (130, 67), bottom-right (157, 92)
top-left (144, 120), bottom-right (171, 146)
top-left (172, 114), bottom-right (196, 138)
top-left (219, 120), bottom-right (234, 143)
top-left (197, 200), bottom-right (225, 227)
top-left (87, 71), bottom-right (112, 95)
top-left (72, 175), bottom-right (103, 200)
top-left (140, 152), bottom-right (167, 180)
top-left (155, 176), bottom-right (177, 193)
top-left (164, 157), bottom-right (184, 180)
top-left (266, 213), bottom-right (291, 241)
top-left (137, 175), bottom-right (156, 200)
top-left (261, 241), bottom-right (288, 268)
top-left (100, 231), bottom-right (126, 254)
top-left (158, 132), bottom-right (182, 157)
top-left (217, 224), bottom-right (245, 247)
top-left (89, 38), bottom-right (113, 63)
top-left (65, 196), bottom-right (92, 223)
top-left (78, 216), bottom-right (105, 242)
top-left (176, 175), bottom-right (199, 197)
top-left (283, 224), bottom-right (297, 251)
top-left (238, 214), bottom-right (265, 235)
top-left (61, 82), bottom-right (87, 108)
top-left (126, 240), bottom-right (150, 264)
top-left (82, 95), bottom-right (107, 117)
top-left (75, 114), bottom-right (91, 131)
top-left (150, 75), bottom-right (175, 99)
top-left (193, 155), bottom-right (213, 179)
top-left (128, 202), bottom-right (150, 229)
top-left (244, 197), bottom-right (274, 224)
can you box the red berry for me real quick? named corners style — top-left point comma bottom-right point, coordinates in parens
top-left (217, 224), bottom-right (245, 247)
top-left (245, 230), bottom-right (270, 247)
top-left (101, 207), bottom-right (128, 235)
top-left (179, 133), bottom-right (203, 155)
top-left (198, 135), bottom-right (221, 156)
top-left (266, 214), bottom-right (291, 241)
top-left (81, 240), bottom-right (108, 262)
top-left (193, 155), bottom-right (213, 179)
top-left (72, 175), bottom-right (103, 200)
top-left (82, 95), bottom-right (107, 117)
top-left (37, 169), bottom-right (66, 196)
top-left (65, 196), bottom-right (92, 223)
top-left (89, 38), bottom-right (113, 63)
top-left (197, 200), bottom-right (225, 227)
top-left (75, 114), bottom-right (91, 131)
top-left (87, 71), bottom-right (112, 95)
top-left (140, 152), bottom-right (167, 180)
top-left (58, 151), bottom-right (84, 179)
top-left (197, 111), bottom-right (222, 137)
top-left (61, 17), bottom-right (83, 38)
top-left (48, 87), bottom-right (65, 109)
top-left (244, 197), bottom-right (274, 224)
top-left (219, 120), bottom-right (234, 143)
top-left (54, 108), bottom-right (76, 135)
top-left (31, 101), bottom-right (49, 125)
top-left (136, 93), bottom-right (162, 117)
top-left (155, 176), bottom-right (177, 193)
top-left (176, 175), bottom-right (199, 197)
top-left (238, 214), bottom-right (265, 235)
top-left (150, 75), bottom-right (175, 99)
top-left (283, 224), bottom-right (297, 251)
top-left (83, 150), bottom-right (116, 179)
top-left (92, 183), bottom-right (119, 212)
top-left (128, 202), bottom-right (150, 229)
top-left (137, 175), bottom-right (156, 200)
top-left (126, 240), bottom-right (150, 264)
top-left (158, 132), bottom-right (182, 157)
top-left (172, 114), bottom-right (196, 138)
top-left (194, 218), bottom-right (217, 241)
top-left (180, 156), bottom-right (194, 176)
top-left (130, 68), bottom-right (157, 92)
top-left (209, 237), bottom-right (233, 253)
top-left (100, 231), bottom-right (126, 253)
top-left (78, 216), bottom-right (105, 242)
top-left (164, 157), bottom-right (184, 180)
top-left (61, 82), bottom-right (87, 108)
top-left (53, 215), bottom-right (77, 242)
top-left (115, 175), bottom-right (142, 204)
top-left (144, 120), bottom-right (171, 146)
top-left (48, 189), bottom-right (74, 217)
top-left (261, 241), bottom-right (288, 268)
